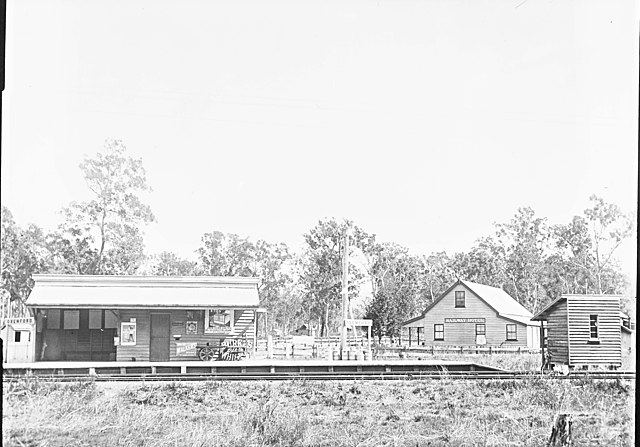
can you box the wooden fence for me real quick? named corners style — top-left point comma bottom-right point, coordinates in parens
top-left (255, 336), bottom-right (540, 360)
top-left (377, 346), bottom-right (541, 356)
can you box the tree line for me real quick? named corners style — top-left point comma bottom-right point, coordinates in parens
top-left (1, 140), bottom-right (635, 340)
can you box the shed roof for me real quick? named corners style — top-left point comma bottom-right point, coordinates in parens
top-left (8, 323), bottom-right (34, 331)
top-left (532, 294), bottom-right (623, 321)
top-left (26, 274), bottom-right (260, 309)
top-left (531, 296), bottom-right (566, 321)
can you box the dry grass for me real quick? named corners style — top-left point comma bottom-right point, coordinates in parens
top-left (3, 374), bottom-right (635, 446)
top-left (429, 353), bottom-right (542, 371)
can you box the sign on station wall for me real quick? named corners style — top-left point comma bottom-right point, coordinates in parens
top-left (176, 342), bottom-right (197, 356)
top-left (186, 321), bottom-right (198, 334)
top-left (121, 322), bottom-right (137, 346)
top-left (444, 318), bottom-right (486, 323)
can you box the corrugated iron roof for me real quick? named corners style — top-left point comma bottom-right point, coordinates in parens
top-left (26, 274), bottom-right (260, 308)
top-left (532, 294), bottom-right (623, 321)
top-left (401, 279), bottom-right (538, 327)
top-left (8, 323), bottom-right (34, 331)
top-left (460, 280), bottom-right (536, 325)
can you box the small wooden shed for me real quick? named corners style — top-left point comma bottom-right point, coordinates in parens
top-left (532, 294), bottom-right (623, 369)
top-left (1, 318), bottom-right (36, 363)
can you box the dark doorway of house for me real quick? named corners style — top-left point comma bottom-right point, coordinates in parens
top-left (150, 314), bottom-right (170, 361)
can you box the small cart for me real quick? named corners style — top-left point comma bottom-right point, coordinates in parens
top-left (196, 342), bottom-right (248, 361)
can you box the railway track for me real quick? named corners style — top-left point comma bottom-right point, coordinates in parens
top-left (3, 370), bottom-right (635, 383)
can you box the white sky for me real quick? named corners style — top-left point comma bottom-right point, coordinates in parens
top-left (1, 0), bottom-right (638, 283)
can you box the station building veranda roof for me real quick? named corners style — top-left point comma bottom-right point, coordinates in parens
top-left (26, 274), bottom-right (260, 309)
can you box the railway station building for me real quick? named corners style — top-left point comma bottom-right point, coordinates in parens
top-left (21, 274), bottom-right (261, 363)
top-left (532, 294), bottom-right (630, 369)
top-left (401, 280), bottom-right (540, 348)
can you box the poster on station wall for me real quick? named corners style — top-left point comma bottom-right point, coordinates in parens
top-left (185, 321), bottom-right (198, 335)
top-left (204, 309), bottom-right (232, 334)
top-left (121, 322), bottom-right (137, 346)
top-left (176, 342), bottom-right (197, 356)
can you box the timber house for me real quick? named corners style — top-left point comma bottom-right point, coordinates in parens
top-left (401, 280), bottom-right (540, 348)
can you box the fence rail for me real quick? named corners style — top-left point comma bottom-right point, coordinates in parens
top-left (384, 346), bottom-right (542, 355)
top-left (255, 336), bottom-right (541, 360)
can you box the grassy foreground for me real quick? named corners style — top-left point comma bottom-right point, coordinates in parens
top-left (3, 375), bottom-right (635, 447)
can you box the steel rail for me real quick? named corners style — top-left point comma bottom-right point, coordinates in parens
top-left (3, 370), bottom-right (635, 383)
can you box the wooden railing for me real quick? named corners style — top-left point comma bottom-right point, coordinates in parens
top-left (255, 336), bottom-right (540, 359)
top-left (377, 346), bottom-right (542, 355)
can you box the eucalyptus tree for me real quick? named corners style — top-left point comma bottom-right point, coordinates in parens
top-left (299, 218), bottom-right (375, 337)
top-left (365, 242), bottom-right (425, 342)
top-left (1, 207), bottom-right (51, 316)
top-left (147, 251), bottom-right (200, 276)
top-left (57, 139), bottom-right (155, 274)
top-left (583, 195), bottom-right (635, 294)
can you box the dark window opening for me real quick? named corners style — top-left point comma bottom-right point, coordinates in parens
top-left (14, 331), bottom-right (21, 342)
top-left (455, 291), bottom-right (465, 308)
top-left (434, 324), bottom-right (444, 341)
top-left (506, 324), bottom-right (517, 341)
top-left (589, 315), bottom-right (598, 339)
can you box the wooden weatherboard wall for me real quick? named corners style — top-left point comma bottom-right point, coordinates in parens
top-left (567, 296), bottom-right (621, 367)
top-left (117, 310), bottom-right (152, 361)
top-left (117, 309), bottom-right (256, 362)
top-left (412, 282), bottom-right (530, 347)
top-left (544, 299), bottom-right (569, 365)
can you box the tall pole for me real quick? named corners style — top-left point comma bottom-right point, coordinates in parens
top-left (340, 230), bottom-right (350, 355)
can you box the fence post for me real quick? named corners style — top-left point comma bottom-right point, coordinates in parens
top-left (547, 413), bottom-right (572, 446)
top-left (489, 346), bottom-right (492, 355)
top-left (267, 335), bottom-right (273, 359)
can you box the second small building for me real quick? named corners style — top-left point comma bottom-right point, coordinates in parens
top-left (401, 280), bottom-right (540, 348)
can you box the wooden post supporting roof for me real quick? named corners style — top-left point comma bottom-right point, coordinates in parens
top-left (340, 231), bottom-right (349, 356)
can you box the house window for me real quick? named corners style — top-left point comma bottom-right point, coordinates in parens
top-left (14, 331), bottom-right (21, 342)
top-left (506, 324), bottom-right (517, 341)
top-left (204, 309), bottom-right (234, 333)
top-left (417, 327), bottom-right (424, 345)
top-left (589, 315), bottom-right (598, 339)
top-left (434, 324), bottom-right (444, 341)
top-left (455, 291), bottom-right (465, 308)
top-left (476, 324), bottom-right (486, 336)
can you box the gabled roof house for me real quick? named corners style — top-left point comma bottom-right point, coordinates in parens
top-left (401, 279), bottom-right (540, 348)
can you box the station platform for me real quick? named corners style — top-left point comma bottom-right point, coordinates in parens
top-left (2, 359), bottom-right (502, 377)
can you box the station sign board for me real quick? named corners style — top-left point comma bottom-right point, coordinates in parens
top-left (4, 317), bottom-right (35, 325)
top-left (444, 318), bottom-right (486, 323)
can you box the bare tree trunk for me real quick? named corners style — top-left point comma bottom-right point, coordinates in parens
top-left (323, 302), bottom-right (330, 337)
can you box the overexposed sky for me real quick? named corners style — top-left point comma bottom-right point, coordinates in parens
top-left (2, 0), bottom-right (638, 279)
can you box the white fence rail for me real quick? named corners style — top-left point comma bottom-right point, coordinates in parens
top-left (255, 336), bottom-right (541, 360)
